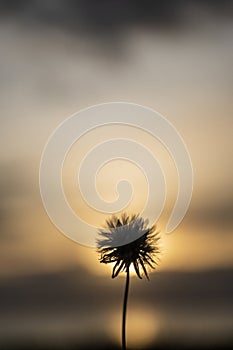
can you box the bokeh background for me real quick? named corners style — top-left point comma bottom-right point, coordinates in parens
top-left (0, 1), bottom-right (233, 349)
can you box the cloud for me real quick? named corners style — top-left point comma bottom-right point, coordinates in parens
top-left (0, 267), bottom-right (232, 349)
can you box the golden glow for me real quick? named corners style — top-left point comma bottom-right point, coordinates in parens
top-left (129, 264), bottom-right (137, 277)
top-left (1, 205), bottom-right (233, 279)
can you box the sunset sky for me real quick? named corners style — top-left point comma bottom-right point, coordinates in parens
top-left (0, 1), bottom-right (233, 349)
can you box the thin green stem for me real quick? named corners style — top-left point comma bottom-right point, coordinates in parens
top-left (122, 265), bottom-right (130, 350)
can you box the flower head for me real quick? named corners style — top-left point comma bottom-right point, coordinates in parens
top-left (97, 213), bottom-right (160, 279)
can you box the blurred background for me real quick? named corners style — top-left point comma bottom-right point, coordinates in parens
top-left (0, 1), bottom-right (233, 349)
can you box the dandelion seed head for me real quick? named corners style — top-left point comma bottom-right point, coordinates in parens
top-left (97, 213), bottom-right (160, 279)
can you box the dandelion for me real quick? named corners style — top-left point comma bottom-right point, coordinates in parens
top-left (97, 213), bottom-right (160, 350)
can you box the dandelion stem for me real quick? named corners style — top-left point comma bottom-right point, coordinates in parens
top-left (122, 265), bottom-right (130, 350)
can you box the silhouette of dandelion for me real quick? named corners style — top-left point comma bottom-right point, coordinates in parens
top-left (97, 213), bottom-right (160, 350)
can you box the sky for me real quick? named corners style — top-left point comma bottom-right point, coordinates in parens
top-left (0, 1), bottom-right (233, 349)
